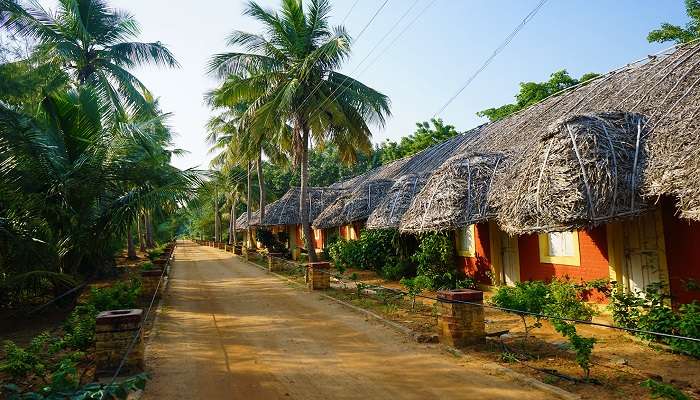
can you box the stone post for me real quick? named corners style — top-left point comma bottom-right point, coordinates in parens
top-left (436, 289), bottom-right (485, 347)
top-left (307, 262), bottom-right (330, 290)
top-left (95, 309), bottom-right (144, 377)
top-left (140, 270), bottom-right (164, 299)
top-left (234, 244), bottom-right (242, 255)
top-left (268, 252), bottom-right (284, 272)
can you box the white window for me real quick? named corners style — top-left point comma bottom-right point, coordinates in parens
top-left (538, 231), bottom-right (581, 266)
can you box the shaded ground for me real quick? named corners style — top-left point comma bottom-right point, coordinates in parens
top-left (142, 242), bottom-right (553, 400)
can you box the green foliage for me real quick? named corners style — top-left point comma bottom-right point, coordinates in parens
top-left (0, 340), bottom-right (44, 378)
top-left (647, 0), bottom-right (700, 44)
top-left (641, 379), bottom-right (691, 400)
top-left (377, 119), bottom-right (459, 164)
top-left (491, 280), bottom-right (597, 378)
top-left (88, 280), bottom-right (141, 312)
top-left (609, 283), bottom-right (700, 357)
top-left (400, 275), bottom-right (432, 310)
top-left (328, 229), bottom-right (401, 274)
top-left (412, 232), bottom-right (456, 290)
top-left (477, 70), bottom-right (599, 122)
top-left (380, 259), bottom-right (411, 281)
top-left (3, 373), bottom-right (149, 400)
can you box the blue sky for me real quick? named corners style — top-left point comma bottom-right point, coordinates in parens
top-left (43, 0), bottom-right (689, 170)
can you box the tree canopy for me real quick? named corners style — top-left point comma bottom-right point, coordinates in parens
top-left (476, 70), bottom-right (599, 122)
top-left (647, 0), bottom-right (700, 44)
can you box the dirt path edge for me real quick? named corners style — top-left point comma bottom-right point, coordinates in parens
top-left (239, 256), bottom-right (581, 400)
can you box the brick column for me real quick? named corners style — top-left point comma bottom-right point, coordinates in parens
top-left (95, 309), bottom-right (144, 377)
top-left (436, 289), bottom-right (485, 347)
top-left (268, 252), bottom-right (284, 272)
top-left (307, 262), bottom-right (330, 290)
top-left (140, 270), bottom-right (163, 299)
top-left (234, 244), bottom-right (242, 255)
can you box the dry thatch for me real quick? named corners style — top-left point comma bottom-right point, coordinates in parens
top-left (399, 152), bottom-right (504, 233)
top-left (313, 132), bottom-right (475, 229)
top-left (400, 40), bottom-right (700, 234)
top-left (260, 187), bottom-right (345, 227)
top-left (235, 210), bottom-right (259, 231)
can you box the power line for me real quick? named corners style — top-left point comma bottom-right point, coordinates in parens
top-left (341, 0), bottom-right (361, 24)
top-left (433, 0), bottom-right (549, 117)
top-left (358, 0), bottom-right (439, 77)
top-left (305, 0), bottom-right (428, 122)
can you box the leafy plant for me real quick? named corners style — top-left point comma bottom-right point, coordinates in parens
top-left (641, 379), bottom-right (690, 400)
top-left (412, 232), bottom-right (456, 289)
top-left (3, 373), bottom-right (149, 400)
top-left (400, 275), bottom-right (432, 310)
top-left (490, 281), bottom-right (551, 340)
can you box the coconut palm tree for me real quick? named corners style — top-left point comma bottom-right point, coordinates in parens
top-left (208, 0), bottom-right (390, 261)
top-left (1, 0), bottom-right (179, 116)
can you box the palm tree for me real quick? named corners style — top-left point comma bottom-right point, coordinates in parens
top-left (208, 0), bottom-right (390, 261)
top-left (1, 0), bottom-right (179, 115)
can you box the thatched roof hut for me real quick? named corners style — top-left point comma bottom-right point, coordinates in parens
top-left (235, 210), bottom-right (259, 231)
top-left (400, 40), bottom-right (700, 234)
top-left (260, 187), bottom-right (345, 227)
top-left (314, 132), bottom-right (474, 229)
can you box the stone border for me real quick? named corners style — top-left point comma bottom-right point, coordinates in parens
top-left (235, 255), bottom-right (580, 400)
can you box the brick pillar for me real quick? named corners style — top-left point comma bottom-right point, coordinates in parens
top-left (268, 252), bottom-right (284, 272)
top-left (307, 262), bottom-right (330, 290)
top-left (140, 270), bottom-right (163, 299)
top-left (436, 289), bottom-right (485, 347)
top-left (95, 309), bottom-right (144, 377)
top-left (234, 244), bottom-right (242, 255)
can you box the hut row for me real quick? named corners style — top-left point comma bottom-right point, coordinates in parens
top-left (238, 41), bottom-right (700, 304)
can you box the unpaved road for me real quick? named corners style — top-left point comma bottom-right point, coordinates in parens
top-left (143, 242), bottom-right (553, 399)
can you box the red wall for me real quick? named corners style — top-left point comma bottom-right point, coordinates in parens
top-left (456, 223), bottom-right (493, 284)
top-left (517, 226), bottom-right (610, 284)
top-left (662, 201), bottom-right (700, 305)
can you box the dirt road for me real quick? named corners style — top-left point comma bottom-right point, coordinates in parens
top-left (142, 242), bottom-right (553, 399)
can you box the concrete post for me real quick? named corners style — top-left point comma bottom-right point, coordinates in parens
top-left (307, 262), bottom-right (331, 290)
top-left (95, 309), bottom-right (144, 377)
top-left (436, 289), bottom-right (485, 347)
top-left (268, 252), bottom-right (283, 272)
top-left (140, 270), bottom-right (164, 299)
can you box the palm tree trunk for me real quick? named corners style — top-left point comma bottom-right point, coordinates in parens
top-left (146, 212), bottom-right (155, 248)
top-left (138, 213), bottom-right (146, 252)
top-left (300, 124), bottom-right (317, 262)
top-left (257, 150), bottom-right (266, 223)
top-left (246, 160), bottom-right (253, 248)
top-left (127, 226), bottom-right (137, 259)
top-left (214, 187), bottom-right (220, 242)
top-left (228, 198), bottom-right (235, 245)
top-left (232, 196), bottom-right (238, 246)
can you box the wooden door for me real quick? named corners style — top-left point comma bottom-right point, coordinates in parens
top-left (500, 231), bottom-right (521, 286)
top-left (622, 213), bottom-right (666, 294)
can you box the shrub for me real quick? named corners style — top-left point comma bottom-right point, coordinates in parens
top-left (88, 279), bottom-right (141, 312)
top-left (412, 232), bottom-right (456, 289)
top-left (400, 275), bottom-right (432, 310)
top-left (641, 379), bottom-right (690, 400)
top-left (380, 258), bottom-right (411, 281)
top-left (608, 283), bottom-right (699, 357)
top-left (328, 229), bottom-right (399, 274)
top-left (490, 281), bottom-right (551, 339)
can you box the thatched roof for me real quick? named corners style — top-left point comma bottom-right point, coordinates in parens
top-left (260, 186), bottom-right (344, 227)
top-left (235, 210), bottom-right (259, 231)
top-left (313, 132), bottom-right (475, 229)
top-left (400, 40), bottom-right (700, 234)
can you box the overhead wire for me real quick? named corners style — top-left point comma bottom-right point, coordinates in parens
top-left (433, 0), bottom-right (549, 117)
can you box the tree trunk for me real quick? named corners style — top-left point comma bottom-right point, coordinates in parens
top-left (138, 213), bottom-right (146, 252)
top-left (127, 226), bottom-right (137, 259)
top-left (246, 160), bottom-right (253, 248)
top-left (257, 150), bottom-right (266, 223)
top-left (145, 212), bottom-right (155, 248)
top-left (214, 187), bottom-right (220, 242)
top-left (232, 196), bottom-right (238, 246)
top-left (228, 198), bottom-right (235, 245)
top-left (300, 124), bottom-right (317, 262)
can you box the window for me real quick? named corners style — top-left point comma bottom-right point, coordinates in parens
top-left (538, 231), bottom-right (580, 266)
top-left (455, 225), bottom-right (476, 257)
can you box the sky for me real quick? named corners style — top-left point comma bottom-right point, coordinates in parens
top-left (42, 0), bottom-right (689, 170)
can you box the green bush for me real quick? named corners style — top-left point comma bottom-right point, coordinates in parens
top-left (641, 379), bottom-right (690, 400)
top-left (609, 283), bottom-right (699, 357)
top-left (88, 279), bottom-right (141, 312)
top-left (380, 258), bottom-right (411, 281)
top-left (412, 232), bottom-right (456, 289)
top-left (400, 275), bottom-right (432, 310)
top-left (491, 281), bottom-right (551, 338)
top-left (328, 229), bottom-right (399, 274)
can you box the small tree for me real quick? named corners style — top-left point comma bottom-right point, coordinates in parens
top-left (400, 276), bottom-right (432, 310)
